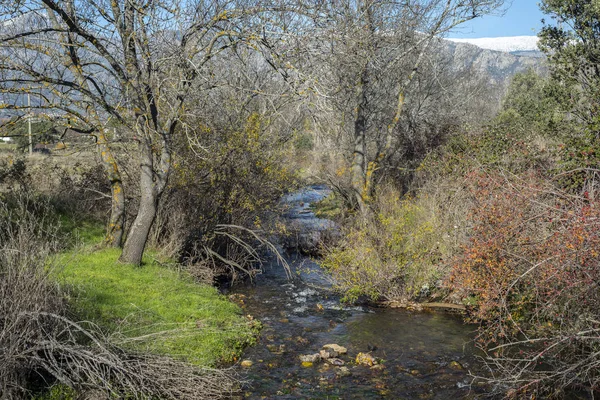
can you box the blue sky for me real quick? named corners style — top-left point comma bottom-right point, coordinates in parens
top-left (448, 1), bottom-right (546, 38)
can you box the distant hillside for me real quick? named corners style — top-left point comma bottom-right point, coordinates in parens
top-left (443, 36), bottom-right (546, 85)
top-left (447, 36), bottom-right (540, 54)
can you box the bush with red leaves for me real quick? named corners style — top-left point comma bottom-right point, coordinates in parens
top-left (449, 169), bottom-right (600, 398)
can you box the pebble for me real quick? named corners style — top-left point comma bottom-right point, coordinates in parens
top-left (299, 353), bottom-right (321, 363)
top-left (326, 358), bottom-right (345, 366)
top-left (322, 344), bottom-right (347, 354)
top-left (448, 361), bottom-right (464, 370)
top-left (240, 360), bottom-right (253, 368)
top-left (356, 352), bottom-right (376, 366)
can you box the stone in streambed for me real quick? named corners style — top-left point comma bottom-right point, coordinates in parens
top-left (322, 344), bottom-right (347, 354)
top-left (337, 366), bottom-right (352, 377)
top-left (266, 344), bottom-right (286, 354)
top-left (240, 360), bottom-right (253, 367)
top-left (356, 352), bottom-right (376, 366)
top-left (326, 358), bottom-right (345, 366)
top-left (299, 353), bottom-right (321, 363)
top-left (320, 349), bottom-right (338, 359)
top-left (448, 361), bottom-right (464, 370)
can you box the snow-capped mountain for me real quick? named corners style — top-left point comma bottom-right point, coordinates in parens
top-left (447, 36), bottom-right (540, 54)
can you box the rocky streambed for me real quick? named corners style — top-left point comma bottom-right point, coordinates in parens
top-left (230, 186), bottom-right (488, 399)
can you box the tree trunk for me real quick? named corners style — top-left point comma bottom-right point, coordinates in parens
top-left (119, 191), bottom-right (157, 265)
top-left (351, 64), bottom-right (369, 213)
top-left (97, 130), bottom-right (125, 247)
top-left (119, 133), bottom-right (170, 265)
top-left (119, 138), bottom-right (157, 264)
top-left (350, 0), bottom-right (374, 214)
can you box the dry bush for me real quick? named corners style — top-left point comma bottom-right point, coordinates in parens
top-left (449, 169), bottom-right (600, 398)
top-left (147, 115), bottom-right (295, 282)
top-left (0, 193), bottom-right (238, 399)
top-left (321, 180), bottom-right (472, 303)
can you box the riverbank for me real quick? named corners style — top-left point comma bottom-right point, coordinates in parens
top-left (30, 219), bottom-right (261, 398)
top-left (58, 248), bottom-right (261, 366)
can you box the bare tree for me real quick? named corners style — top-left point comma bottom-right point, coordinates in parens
top-left (0, 6), bottom-right (127, 246)
top-left (282, 0), bottom-right (505, 211)
top-left (0, 0), bottom-right (287, 264)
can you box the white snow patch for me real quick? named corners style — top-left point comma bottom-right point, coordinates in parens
top-left (447, 36), bottom-right (539, 53)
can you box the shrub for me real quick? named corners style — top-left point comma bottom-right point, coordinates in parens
top-left (149, 114), bottom-right (296, 281)
top-left (449, 169), bottom-right (600, 397)
top-left (322, 184), bottom-right (456, 303)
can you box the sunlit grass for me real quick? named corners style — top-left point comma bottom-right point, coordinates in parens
top-left (56, 223), bottom-right (259, 367)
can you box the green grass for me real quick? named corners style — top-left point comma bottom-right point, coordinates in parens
top-left (58, 214), bottom-right (106, 245)
top-left (58, 248), bottom-right (259, 366)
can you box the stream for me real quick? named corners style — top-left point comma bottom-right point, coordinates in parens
top-left (231, 185), bottom-right (489, 399)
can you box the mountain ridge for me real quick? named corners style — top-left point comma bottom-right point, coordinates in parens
top-left (446, 35), bottom-right (540, 54)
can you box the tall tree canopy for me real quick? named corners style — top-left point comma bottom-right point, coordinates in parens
top-left (539, 0), bottom-right (600, 131)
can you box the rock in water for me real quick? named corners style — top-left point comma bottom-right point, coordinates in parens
top-left (299, 353), bottom-right (321, 363)
top-left (326, 358), bottom-right (345, 366)
top-left (449, 360), bottom-right (464, 370)
top-left (322, 344), bottom-right (348, 354)
top-left (356, 352), bottom-right (376, 366)
top-left (320, 349), bottom-right (338, 359)
top-left (240, 360), bottom-right (253, 368)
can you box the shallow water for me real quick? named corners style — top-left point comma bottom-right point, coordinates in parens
top-left (232, 186), bottom-right (487, 399)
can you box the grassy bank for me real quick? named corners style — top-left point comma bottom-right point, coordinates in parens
top-left (29, 220), bottom-right (260, 398)
top-left (58, 248), bottom-right (259, 366)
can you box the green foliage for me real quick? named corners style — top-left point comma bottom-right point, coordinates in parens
top-left (59, 249), bottom-right (260, 366)
top-left (555, 131), bottom-right (600, 191)
top-left (500, 69), bottom-right (571, 135)
top-left (322, 186), bottom-right (446, 303)
top-left (32, 384), bottom-right (77, 400)
top-left (539, 0), bottom-right (600, 132)
top-left (293, 131), bottom-right (314, 151)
